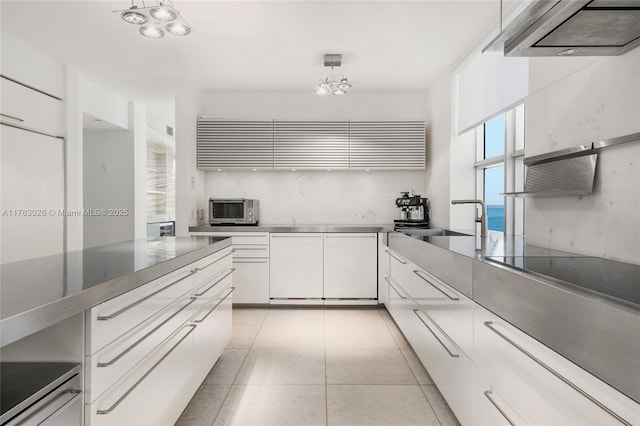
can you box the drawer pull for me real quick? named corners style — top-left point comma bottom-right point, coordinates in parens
top-left (18, 388), bottom-right (81, 425)
top-left (385, 250), bottom-right (407, 264)
top-left (412, 270), bottom-right (459, 301)
top-left (484, 321), bottom-right (630, 426)
top-left (484, 390), bottom-right (516, 426)
top-left (233, 247), bottom-right (268, 251)
top-left (195, 250), bottom-right (233, 271)
top-left (97, 297), bottom-right (197, 368)
top-left (233, 259), bottom-right (269, 264)
top-left (193, 287), bottom-right (235, 323)
top-left (0, 112), bottom-right (25, 122)
top-left (193, 268), bottom-right (234, 297)
top-left (97, 270), bottom-right (197, 321)
top-left (96, 324), bottom-right (196, 415)
top-left (324, 234), bottom-right (376, 238)
top-left (385, 277), bottom-right (407, 300)
top-left (413, 309), bottom-right (460, 358)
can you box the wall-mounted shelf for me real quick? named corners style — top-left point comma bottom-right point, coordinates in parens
top-left (503, 132), bottom-right (640, 198)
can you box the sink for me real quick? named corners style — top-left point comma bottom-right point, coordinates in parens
top-left (399, 228), bottom-right (472, 237)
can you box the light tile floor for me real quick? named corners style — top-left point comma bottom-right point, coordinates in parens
top-left (175, 307), bottom-right (460, 426)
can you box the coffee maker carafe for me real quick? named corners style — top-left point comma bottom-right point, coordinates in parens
top-left (395, 192), bottom-right (430, 228)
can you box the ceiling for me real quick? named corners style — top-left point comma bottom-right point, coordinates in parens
top-left (0, 1), bottom-right (501, 109)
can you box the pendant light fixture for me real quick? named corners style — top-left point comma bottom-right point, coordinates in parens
top-left (117, 0), bottom-right (192, 39)
top-left (314, 54), bottom-right (354, 96)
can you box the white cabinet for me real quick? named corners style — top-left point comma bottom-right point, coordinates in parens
top-left (85, 248), bottom-right (233, 426)
top-left (189, 232), bottom-right (270, 304)
top-left (378, 233), bottom-right (390, 305)
top-left (1, 76), bottom-right (62, 137)
top-left (473, 366), bottom-right (533, 426)
top-left (386, 249), bottom-right (413, 339)
top-left (1, 124), bottom-right (64, 263)
top-left (269, 233), bottom-right (323, 301)
top-left (473, 305), bottom-right (639, 426)
top-left (323, 233), bottom-right (377, 300)
top-left (411, 308), bottom-right (474, 425)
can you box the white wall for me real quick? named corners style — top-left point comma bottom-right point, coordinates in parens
top-left (175, 82), bottom-right (205, 236)
top-left (199, 90), bottom-right (429, 226)
top-left (206, 171), bottom-right (425, 225)
top-left (83, 127), bottom-right (134, 248)
top-left (524, 49), bottom-right (640, 263)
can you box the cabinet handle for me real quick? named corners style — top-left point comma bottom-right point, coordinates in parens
top-left (233, 259), bottom-right (269, 264)
top-left (193, 268), bottom-right (234, 297)
top-left (96, 324), bottom-right (196, 415)
top-left (412, 270), bottom-right (459, 301)
top-left (385, 277), bottom-right (407, 300)
top-left (193, 287), bottom-right (235, 323)
top-left (271, 235), bottom-right (321, 238)
top-left (413, 309), bottom-right (460, 358)
top-left (233, 247), bottom-right (268, 251)
top-left (484, 321), bottom-right (630, 426)
top-left (18, 388), bottom-right (81, 425)
top-left (324, 234), bottom-right (376, 238)
top-left (0, 112), bottom-right (25, 122)
top-left (195, 250), bottom-right (233, 271)
top-left (483, 390), bottom-right (516, 426)
top-left (97, 297), bottom-right (197, 368)
top-left (385, 250), bottom-right (407, 264)
top-left (97, 270), bottom-right (197, 320)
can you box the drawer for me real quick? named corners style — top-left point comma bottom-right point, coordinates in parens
top-left (473, 306), bottom-right (639, 425)
top-left (85, 294), bottom-right (200, 403)
top-left (473, 366), bottom-right (533, 426)
top-left (232, 244), bottom-right (270, 258)
top-left (232, 258), bottom-right (269, 304)
top-left (410, 267), bottom-right (474, 355)
top-left (87, 266), bottom-right (198, 355)
top-left (1, 77), bottom-right (61, 137)
top-left (190, 232), bottom-right (269, 245)
top-left (411, 308), bottom-right (473, 425)
top-left (386, 276), bottom-right (413, 340)
top-left (87, 323), bottom-right (198, 426)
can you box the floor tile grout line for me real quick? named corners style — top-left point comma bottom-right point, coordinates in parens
top-left (420, 385), bottom-right (445, 426)
top-left (323, 307), bottom-right (329, 426)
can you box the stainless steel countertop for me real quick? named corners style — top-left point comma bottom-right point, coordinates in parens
top-left (0, 237), bottom-right (231, 347)
top-left (189, 224), bottom-right (392, 233)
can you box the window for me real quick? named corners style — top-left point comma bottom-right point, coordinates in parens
top-left (474, 105), bottom-right (525, 235)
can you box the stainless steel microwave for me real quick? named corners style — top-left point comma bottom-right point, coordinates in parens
top-left (209, 199), bottom-right (260, 225)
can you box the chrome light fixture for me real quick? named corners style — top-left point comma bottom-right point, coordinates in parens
top-left (314, 54), bottom-right (354, 96)
top-left (117, 0), bottom-right (192, 39)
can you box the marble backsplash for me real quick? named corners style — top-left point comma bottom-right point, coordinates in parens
top-left (205, 171), bottom-right (427, 225)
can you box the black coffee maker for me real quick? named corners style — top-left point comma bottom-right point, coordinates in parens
top-left (394, 192), bottom-right (430, 228)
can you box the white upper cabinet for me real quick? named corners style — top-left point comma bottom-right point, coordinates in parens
top-left (274, 121), bottom-right (349, 170)
top-left (349, 121), bottom-right (425, 170)
top-left (196, 120), bottom-right (425, 171)
top-left (197, 120), bottom-right (273, 170)
top-left (1, 76), bottom-right (62, 137)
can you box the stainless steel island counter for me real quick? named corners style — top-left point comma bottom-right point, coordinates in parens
top-left (189, 224), bottom-right (391, 233)
top-left (0, 236), bottom-right (231, 347)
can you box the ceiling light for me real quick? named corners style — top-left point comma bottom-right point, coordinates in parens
top-left (167, 22), bottom-right (191, 36)
top-left (140, 25), bottom-right (164, 38)
top-left (558, 48), bottom-right (578, 56)
top-left (122, 6), bottom-right (148, 24)
top-left (313, 54), bottom-right (354, 96)
top-left (150, 5), bottom-right (177, 22)
top-left (116, 1), bottom-right (193, 38)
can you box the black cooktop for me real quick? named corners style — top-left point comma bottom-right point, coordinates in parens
top-left (485, 256), bottom-right (640, 309)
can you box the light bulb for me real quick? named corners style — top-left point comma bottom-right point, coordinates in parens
top-left (150, 6), bottom-right (177, 22)
top-left (337, 78), bottom-right (352, 90)
top-left (122, 7), bottom-right (148, 24)
top-left (314, 86), bottom-right (329, 95)
top-left (140, 25), bottom-right (164, 38)
top-left (167, 22), bottom-right (191, 36)
top-left (332, 88), bottom-right (347, 96)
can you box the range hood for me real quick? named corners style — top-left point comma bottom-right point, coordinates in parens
top-left (485, 0), bottom-right (640, 57)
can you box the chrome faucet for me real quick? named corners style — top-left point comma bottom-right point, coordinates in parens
top-left (451, 199), bottom-right (488, 238)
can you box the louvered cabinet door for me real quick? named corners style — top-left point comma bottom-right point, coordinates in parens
top-left (273, 121), bottom-right (349, 170)
top-left (349, 121), bottom-right (425, 170)
top-left (196, 120), bottom-right (273, 170)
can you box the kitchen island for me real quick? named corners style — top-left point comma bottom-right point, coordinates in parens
top-left (0, 236), bottom-right (233, 426)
